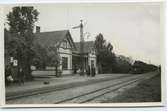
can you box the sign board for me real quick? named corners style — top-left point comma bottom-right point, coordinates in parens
top-left (10, 57), bottom-right (14, 62)
top-left (13, 60), bottom-right (18, 66)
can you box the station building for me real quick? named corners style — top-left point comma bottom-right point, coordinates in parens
top-left (34, 29), bottom-right (97, 75)
top-left (5, 26), bottom-right (97, 77)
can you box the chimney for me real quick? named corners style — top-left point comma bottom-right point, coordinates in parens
top-left (36, 26), bottom-right (40, 33)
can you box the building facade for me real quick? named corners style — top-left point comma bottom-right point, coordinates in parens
top-left (73, 41), bottom-right (97, 74)
top-left (35, 30), bottom-right (97, 75)
top-left (35, 30), bottom-right (76, 75)
top-left (5, 29), bottom-right (97, 76)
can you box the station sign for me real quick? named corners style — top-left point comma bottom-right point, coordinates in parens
top-left (13, 60), bottom-right (18, 66)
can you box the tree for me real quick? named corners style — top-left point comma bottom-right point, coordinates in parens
top-left (106, 43), bottom-right (113, 52)
top-left (94, 33), bottom-right (106, 73)
top-left (94, 33), bottom-right (106, 50)
top-left (112, 55), bottom-right (133, 73)
top-left (47, 47), bottom-right (61, 77)
top-left (32, 44), bottom-right (48, 70)
top-left (7, 7), bottom-right (39, 34)
top-left (94, 33), bottom-right (115, 73)
top-left (6, 7), bottom-right (39, 80)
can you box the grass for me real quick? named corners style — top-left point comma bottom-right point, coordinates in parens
top-left (102, 74), bottom-right (161, 103)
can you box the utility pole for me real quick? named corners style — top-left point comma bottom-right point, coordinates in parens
top-left (80, 20), bottom-right (84, 54)
top-left (73, 20), bottom-right (85, 75)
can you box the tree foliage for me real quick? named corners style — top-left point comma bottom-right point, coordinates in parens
top-left (47, 47), bottom-right (61, 77)
top-left (6, 7), bottom-right (39, 80)
top-left (112, 55), bottom-right (133, 73)
top-left (94, 33), bottom-right (134, 74)
top-left (32, 45), bottom-right (61, 76)
top-left (94, 33), bottom-right (115, 73)
top-left (32, 44), bottom-right (48, 70)
top-left (47, 47), bottom-right (60, 67)
top-left (7, 7), bottom-right (38, 34)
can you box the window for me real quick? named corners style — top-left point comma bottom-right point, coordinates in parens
top-left (62, 40), bottom-right (67, 48)
top-left (62, 57), bottom-right (68, 69)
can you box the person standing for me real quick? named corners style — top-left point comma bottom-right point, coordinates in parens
top-left (86, 65), bottom-right (90, 76)
top-left (73, 65), bottom-right (77, 74)
top-left (5, 65), bottom-right (13, 86)
top-left (18, 67), bottom-right (24, 85)
top-left (91, 65), bottom-right (93, 77)
top-left (91, 65), bottom-right (96, 77)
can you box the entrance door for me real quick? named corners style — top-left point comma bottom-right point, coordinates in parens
top-left (91, 60), bottom-right (94, 68)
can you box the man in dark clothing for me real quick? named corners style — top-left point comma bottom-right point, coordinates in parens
top-left (86, 65), bottom-right (90, 76)
top-left (18, 67), bottom-right (24, 85)
top-left (91, 65), bottom-right (96, 77)
top-left (73, 65), bottom-right (77, 74)
top-left (5, 65), bottom-right (13, 86)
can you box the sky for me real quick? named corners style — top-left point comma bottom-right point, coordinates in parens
top-left (4, 2), bottom-right (162, 65)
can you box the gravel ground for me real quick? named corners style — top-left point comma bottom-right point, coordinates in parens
top-left (6, 75), bottom-right (135, 104)
top-left (101, 74), bottom-right (161, 103)
top-left (7, 72), bottom-right (158, 104)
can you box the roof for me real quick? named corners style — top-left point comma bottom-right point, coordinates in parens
top-left (34, 30), bottom-right (76, 49)
top-left (34, 30), bottom-right (68, 47)
top-left (5, 29), bottom-right (95, 54)
top-left (75, 41), bottom-right (95, 53)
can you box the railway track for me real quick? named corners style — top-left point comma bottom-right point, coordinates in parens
top-left (55, 74), bottom-right (154, 104)
top-left (6, 74), bottom-right (133, 101)
top-left (7, 72), bottom-right (157, 104)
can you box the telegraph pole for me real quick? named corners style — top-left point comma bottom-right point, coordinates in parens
top-left (73, 20), bottom-right (85, 75)
top-left (80, 20), bottom-right (84, 54)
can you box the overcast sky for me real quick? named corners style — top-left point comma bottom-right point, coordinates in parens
top-left (4, 2), bottom-right (162, 65)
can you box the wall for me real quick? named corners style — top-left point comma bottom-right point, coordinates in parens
top-left (58, 47), bottom-right (73, 75)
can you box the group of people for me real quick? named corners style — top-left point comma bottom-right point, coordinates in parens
top-left (86, 65), bottom-right (96, 77)
top-left (74, 65), bottom-right (96, 77)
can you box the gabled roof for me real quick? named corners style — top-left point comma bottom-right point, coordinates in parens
top-left (34, 30), bottom-right (76, 50)
top-left (75, 41), bottom-right (95, 53)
